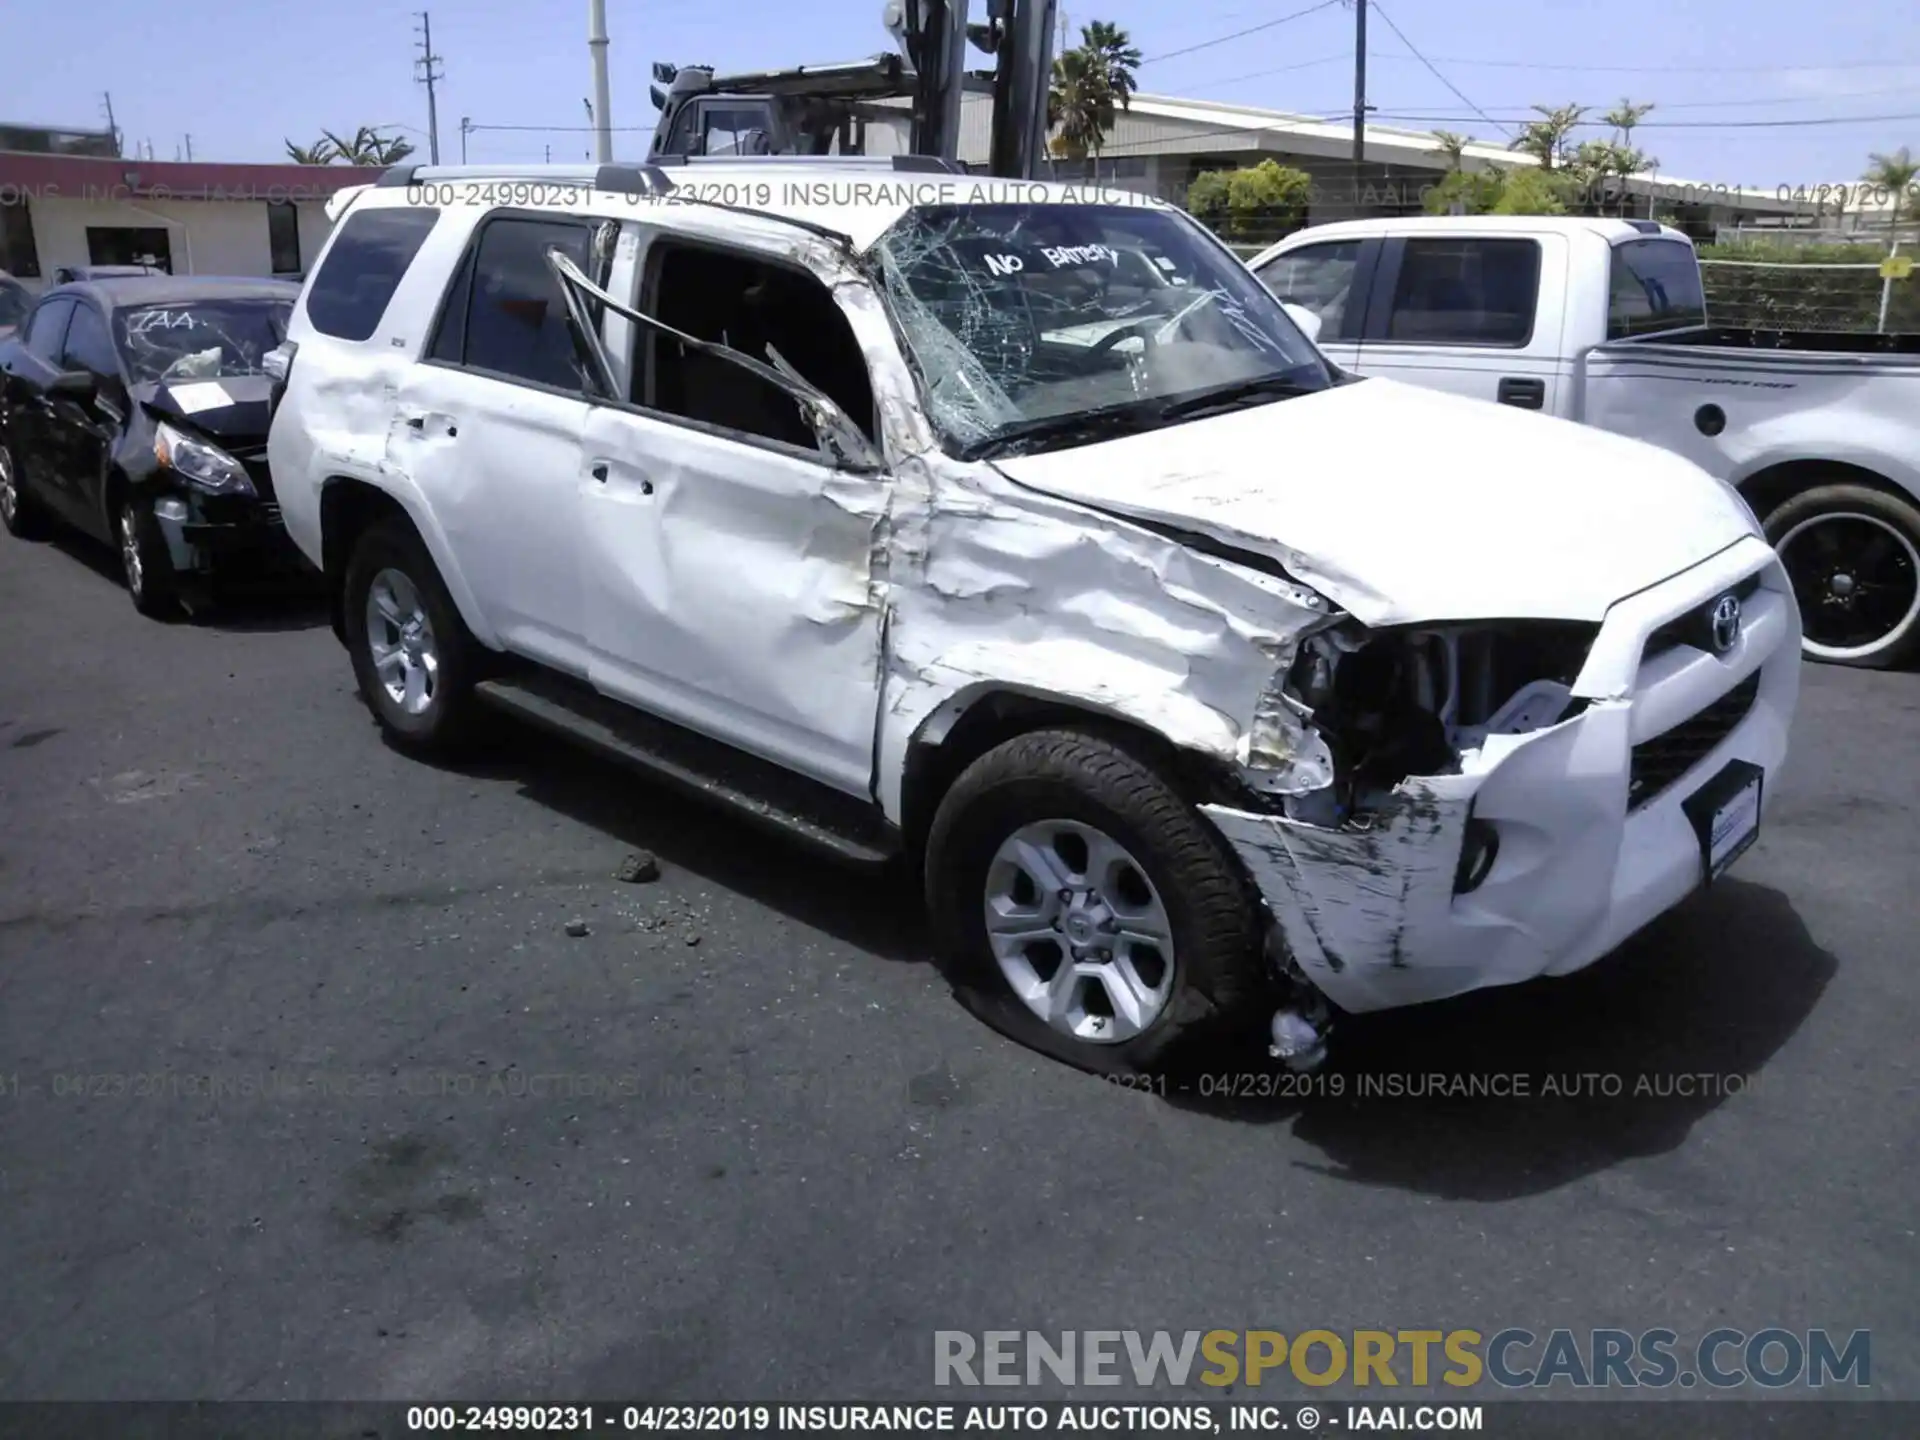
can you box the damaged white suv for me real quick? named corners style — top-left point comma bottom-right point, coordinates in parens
top-left (267, 161), bottom-right (1799, 1071)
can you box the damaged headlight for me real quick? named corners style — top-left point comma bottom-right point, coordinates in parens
top-left (154, 421), bottom-right (254, 496)
top-left (1250, 618), bottom-right (1599, 823)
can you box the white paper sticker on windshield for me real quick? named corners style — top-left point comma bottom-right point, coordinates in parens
top-left (167, 381), bottom-right (234, 414)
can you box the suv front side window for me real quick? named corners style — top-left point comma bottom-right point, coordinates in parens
top-left (1256, 240), bottom-right (1363, 340)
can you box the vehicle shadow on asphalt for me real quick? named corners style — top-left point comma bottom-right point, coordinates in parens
top-left (415, 734), bottom-right (931, 967)
top-left (397, 721), bottom-right (1836, 1202)
top-left (1159, 878), bottom-right (1837, 1200)
top-left (42, 530), bottom-right (329, 632)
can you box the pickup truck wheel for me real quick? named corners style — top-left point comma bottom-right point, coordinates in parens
top-left (343, 519), bottom-right (485, 753)
top-left (1765, 484), bottom-right (1920, 669)
top-left (925, 729), bottom-right (1264, 1073)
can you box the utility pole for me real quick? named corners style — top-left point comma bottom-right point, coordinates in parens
top-left (545, 144), bottom-right (553, 162)
top-left (415, 11), bottom-right (445, 164)
top-left (101, 92), bottom-right (121, 154)
top-left (588, 0), bottom-right (614, 164)
top-left (1350, 0), bottom-right (1367, 180)
top-left (460, 116), bottom-right (472, 163)
top-left (184, 134), bottom-right (194, 162)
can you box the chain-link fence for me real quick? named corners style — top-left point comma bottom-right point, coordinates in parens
top-left (1698, 242), bottom-right (1915, 333)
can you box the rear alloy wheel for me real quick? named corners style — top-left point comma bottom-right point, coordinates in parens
top-left (342, 518), bottom-right (486, 754)
top-left (0, 443), bottom-right (46, 539)
top-left (1766, 483), bottom-right (1920, 669)
top-left (119, 500), bottom-right (178, 618)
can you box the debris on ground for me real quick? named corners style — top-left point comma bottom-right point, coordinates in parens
top-left (615, 851), bottom-right (661, 884)
top-left (564, 919), bottom-right (591, 938)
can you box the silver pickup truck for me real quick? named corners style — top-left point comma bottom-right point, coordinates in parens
top-left (1252, 216), bottom-right (1920, 669)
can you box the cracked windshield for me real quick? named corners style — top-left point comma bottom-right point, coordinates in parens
top-left (871, 202), bottom-right (1334, 457)
top-left (113, 300), bottom-right (294, 385)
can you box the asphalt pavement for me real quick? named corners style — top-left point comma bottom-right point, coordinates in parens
top-left (0, 525), bottom-right (1915, 1403)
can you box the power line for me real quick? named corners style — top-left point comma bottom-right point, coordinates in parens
top-left (1354, 109), bottom-right (1920, 130)
top-left (1327, 85), bottom-right (1920, 119)
top-left (1366, 0), bottom-right (1509, 137)
top-left (1139, 0), bottom-right (1344, 67)
top-left (1365, 54), bottom-right (1920, 76)
top-left (1089, 105), bottom-right (1920, 157)
top-left (1197, 53), bottom-right (1349, 88)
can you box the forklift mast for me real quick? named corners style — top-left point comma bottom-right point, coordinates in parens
top-left (645, 0), bottom-right (1057, 177)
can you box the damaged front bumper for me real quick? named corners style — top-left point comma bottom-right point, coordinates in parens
top-left (1203, 537), bottom-right (1799, 1015)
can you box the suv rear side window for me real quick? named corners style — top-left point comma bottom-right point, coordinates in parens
top-left (304, 206), bottom-right (440, 341)
top-left (1385, 238), bottom-right (1540, 346)
top-left (1256, 240), bottom-right (1363, 341)
top-left (1608, 239), bottom-right (1707, 338)
top-left (429, 215), bottom-right (595, 392)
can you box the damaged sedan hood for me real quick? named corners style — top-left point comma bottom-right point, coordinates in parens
top-left (991, 378), bottom-right (1759, 627)
top-left (135, 375), bottom-right (274, 446)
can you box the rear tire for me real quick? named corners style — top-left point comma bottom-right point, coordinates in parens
top-left (342, 517), bottom-right (487, 754)
top-left (1763, 483), bottom-right (1920, 670)
top-left (924, 728), bottom-right (1265, 1074)
top-left (0, 442), bottom-right (47, 539)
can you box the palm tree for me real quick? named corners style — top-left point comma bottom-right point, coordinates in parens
top-left (1599, 100), bottom-right (1656, 214)
top-left (1047, 21), bottom-right (1139, 179)
top-left (1864, 145), bottom-right (1919, 243)
top-left (1431, 131), bottom-right (1472, 172)
top-left (285, 138), bottom-right (338, 165)
top-left (1048, 46), bottom-right (1110, 169)
top-left (1510, 103), bottom-right (1586, 171)
top-left (321, 126), bottom-right (417, 166)
top-left (1082, 21), bottom-right (1141, 110)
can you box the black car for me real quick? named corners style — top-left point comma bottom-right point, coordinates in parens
top-left (0, 275), bottom-right (306, 617)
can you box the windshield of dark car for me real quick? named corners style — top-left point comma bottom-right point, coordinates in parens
top-left (0, 282), bottom-right (28, 330)
top-left (869, 202), bottom-right (1332, 453)
top-left (113, 300), bottom-right (292, 384)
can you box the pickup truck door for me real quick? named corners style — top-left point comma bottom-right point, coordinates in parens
top-left (1353, 233), bottom-right (1571, 414)
top-left (575, 231), bottom-right (888, 799)
top-left (1248, 238), bottom-right (1378, 373)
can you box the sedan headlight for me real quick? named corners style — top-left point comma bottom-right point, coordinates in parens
top-left (154, 421), bottom-right (254, 496)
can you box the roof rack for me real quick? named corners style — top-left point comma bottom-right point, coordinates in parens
top-left (376, 162), bottom-right (676, 195)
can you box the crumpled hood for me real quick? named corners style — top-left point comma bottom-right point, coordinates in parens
top-left (136, 375), bottom-right (273, 447)
top-left (991, 377), bottom-right (1760, 627)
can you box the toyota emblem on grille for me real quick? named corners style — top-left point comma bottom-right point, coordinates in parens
top-left (1710, 592), bottom-right (1743, 653)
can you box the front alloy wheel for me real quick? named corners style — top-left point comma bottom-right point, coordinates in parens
top-left (985, 819), bottom-right (1176, 1043)
top-left (119, 500), bottom-right (176, 617)
top-left (0, 444), bottom-right (42, 538)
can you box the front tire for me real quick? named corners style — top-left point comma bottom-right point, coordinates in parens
top-left (342, 518), bottom-right (485, 754)
top-left (0, 442), bottom-right (47, 539)
top-left (118, 499), bottom-right (177, 619)
top-left (924, 728), bottom-right (1265, 1073)
top-left (1764, 483), bottom-right (1920, 670)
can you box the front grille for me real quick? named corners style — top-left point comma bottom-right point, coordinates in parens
top-left (260, 502), bottom-right (283, 526)
top-left (1642, 573), bottom-right (1763, 664)
top-left (1627, 671), bottom-right (1760, 809)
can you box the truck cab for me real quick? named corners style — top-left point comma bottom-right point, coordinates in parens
top-left (1252, 216), bottom-right (1920, 670)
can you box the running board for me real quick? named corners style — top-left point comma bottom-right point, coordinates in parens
top-left (473, 674), bottom-right (900, 867)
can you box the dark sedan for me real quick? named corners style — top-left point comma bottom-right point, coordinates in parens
top-left (0, 275), bottom-right (308, 617)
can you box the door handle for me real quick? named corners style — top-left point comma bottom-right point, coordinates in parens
top-left (1497, 377), bottom-right (1545, 410)
top-left (406, 415), bottom-right (424, 429)
top-left (591, 463), bottom-right (608, 481)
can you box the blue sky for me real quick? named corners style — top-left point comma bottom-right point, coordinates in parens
top-left (2, 0), bottom-right (1915, 185)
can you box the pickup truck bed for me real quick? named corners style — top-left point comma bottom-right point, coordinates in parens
top-left (1251, 215), bottom-right (1920, 668)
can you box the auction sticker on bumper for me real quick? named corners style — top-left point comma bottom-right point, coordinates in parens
top-left (1683, 759), bottom-right (1764, 884)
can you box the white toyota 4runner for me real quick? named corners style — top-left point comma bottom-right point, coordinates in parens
top-left (266, 160), bottom-right (1800, 1073)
